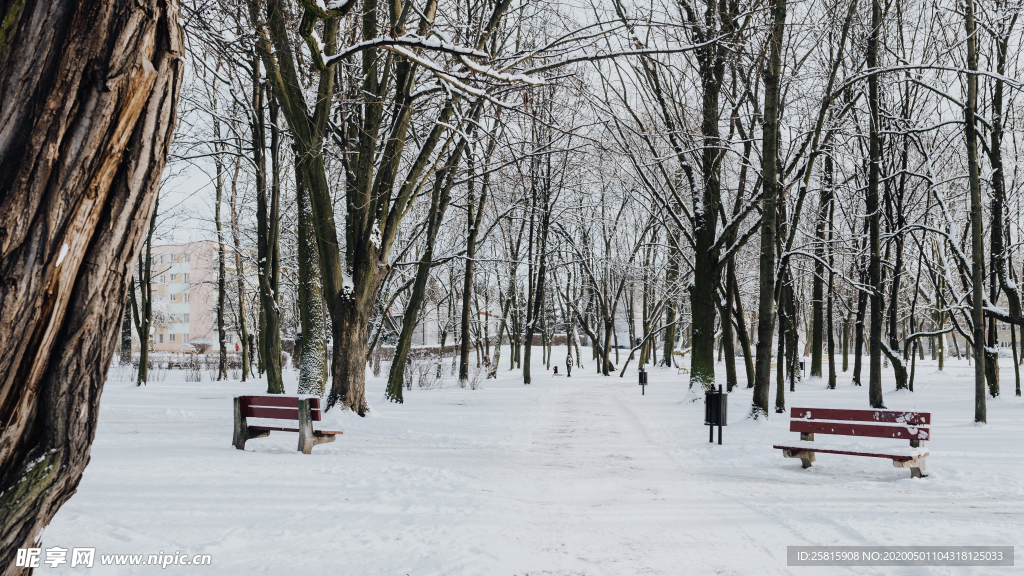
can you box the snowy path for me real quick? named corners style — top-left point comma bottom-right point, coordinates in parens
top-left (44, 351), bottom-right (1023, 575)
top-left (490, 380), bottom-right (793, 574)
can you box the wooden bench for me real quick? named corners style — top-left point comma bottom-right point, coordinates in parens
top-left (232, 395), bottom-right (342, 454)
top-left (773, 407), bottom-right (930, 478)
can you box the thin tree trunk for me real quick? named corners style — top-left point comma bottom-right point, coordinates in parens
top-left (459, 148), bottom-right (489, 385)
top-left (842, 314), bottom-right (849, 372)
top-left (811, 173), bottom-right (827, 378)
top-left (121, 297), bottom-right (133, 365)
top-left (853, 276), bottom-right (868, 385)
top-left (965, 0), bottom-right (986, 422)
top-left (214, 115), bottom-right (228, 381)
top-left (252, 70), bottom-right (283, 393)
top-left (722, 273), bottom-right (737, 391)
top-left (867, 0), bottom-right (884, 408)
top-left (826, 157), bottom-right (837, 389)
top-left (385, 133), bottom-right (468, 399)
top-left (731, 273), bottom-right (755, 388)
top-left (229, 156), bottom-right (250, 382)
top-left (776, 301), bottom-right (786, 413)
top-left (752, 0), bottom-right (787, 416)
top-left (131, 200), bottom-right (159, 387)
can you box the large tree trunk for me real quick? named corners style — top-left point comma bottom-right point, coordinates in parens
top-left (751, 0), bottom-right (787, 417)
top-left (0, 0), bottom-right (182, 569)
top-left (688, 48), bottom-right (726, 392)
top-left (295, 167), bottom-right (326, 396)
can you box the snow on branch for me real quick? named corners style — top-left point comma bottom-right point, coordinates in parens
top-left (456, 54), bottom-right (544, 86)
top-left (325, 36), bottom-right (488, 67)
top-left (299, 0), bottom-right (358, 18)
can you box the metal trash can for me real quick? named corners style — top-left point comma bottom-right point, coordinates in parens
top-left (704, 385), bottom-right (727, 444)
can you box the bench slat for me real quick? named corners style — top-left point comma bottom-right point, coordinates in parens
top-left (242, 397), bottom-right (322, 421)
top-left (242, 395), bottom-right (298, 408)
top-left (249, 425), bottom-right (300, 433)
top-left (790, 419), bottom-right (929, 440)
top-left (791, 407), bottom-right (930, 425)
top-left (773, 444), bottom-right (926, 461)
top-left (249, 425), bottom-right (342, 435)
top-left (245, 406), bottom-right (299, 420)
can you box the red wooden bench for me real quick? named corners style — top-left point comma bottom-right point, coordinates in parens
top-left (773, 407), bottom-right (930, 478)
top-left (232, 395), bottom-right (342, 454)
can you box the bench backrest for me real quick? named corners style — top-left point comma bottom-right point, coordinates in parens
top-left (240, 396), bottom-right (321, 421)
top-left (790, 407), bottom-right (930, 440)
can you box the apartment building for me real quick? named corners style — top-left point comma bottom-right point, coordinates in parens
top-left (145, 241), bottom-right (226, 352)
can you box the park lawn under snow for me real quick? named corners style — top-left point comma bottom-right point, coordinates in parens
top-left (43, 348), bottom-right (1022, 575)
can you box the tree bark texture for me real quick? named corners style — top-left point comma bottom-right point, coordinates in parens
top-left (295, 164), bottom-right (327, 396)
top-left (0, 0), bottom-right (182, 570)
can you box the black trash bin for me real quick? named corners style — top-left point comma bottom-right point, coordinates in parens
top-left (704, 385), bottom-right (727, 444)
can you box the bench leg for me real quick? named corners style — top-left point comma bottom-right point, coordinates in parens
top-left (893, 457), bottom-right (927, 478)
top-left (232, 397), bottom-right (247, 450)
top-left (297, 398), bottom-right (333, 454)
top-left (298, 399), bottom-right (314, 454)
top-left (782, 449), bottom-right (815, 468)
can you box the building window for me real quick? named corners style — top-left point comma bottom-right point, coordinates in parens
top-left (169, 333), bottom-right (175, 342)
top-left (170, 273), bottom-right (176, 282)
top-left (183, 334), bottom-right (189, 344)
top-left (183, 293), bottom-right (189, 303)
top-left (183, 253), bottom-right (190, 262)
top-left (158, 333), bottom-right (164, 344)
top-left (184, 313), bottom-right (189, 322)
top-left (159, 255), bottom-right (164, 264)
top-left (184, 273), bottom-right (189, 282)
top-left (227, 335), bottom-right (234, 344)
top-left (159, 274), bottom-right (165, 283)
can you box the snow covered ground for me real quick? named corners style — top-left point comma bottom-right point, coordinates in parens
top-left (43, 348), bottom-right (1022, 575)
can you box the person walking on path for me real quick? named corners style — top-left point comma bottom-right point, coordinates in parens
top-left (566, 353), bottom-right (573, 377)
